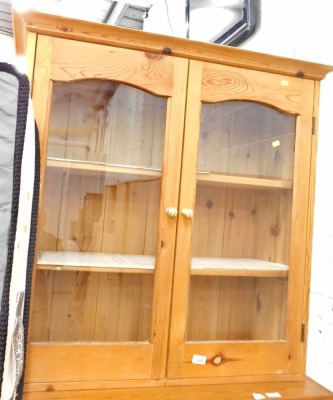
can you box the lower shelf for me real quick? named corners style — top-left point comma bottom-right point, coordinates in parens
top-left (23, 377), bottom-right (333, 400)
top-left (37, 251), bottom-right (289, 277)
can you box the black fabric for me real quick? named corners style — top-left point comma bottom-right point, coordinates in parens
top-left (16, 123), bottom-right (40, 399)
top-left (0, 62), bottom-right (40, 399)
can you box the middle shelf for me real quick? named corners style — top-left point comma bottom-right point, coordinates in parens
top-left (37, 251), bottom-right (289, 278)
top-left (47, 157), bottom-right (293, 190)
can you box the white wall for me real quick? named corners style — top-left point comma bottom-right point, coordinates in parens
top-left (0, 33), bottom-right (27, 71)
top-left (0, 34), bottom-right (15, 62)
top-left (306, 74), bottom-right (333, 392)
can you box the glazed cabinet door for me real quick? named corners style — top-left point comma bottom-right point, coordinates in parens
top-left (168, 60), bottom-right (315, 382)
top-left (27, 35), bottom-right (188, 384)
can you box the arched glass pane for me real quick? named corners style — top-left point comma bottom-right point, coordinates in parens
top-left (31, 80), bottom-right (167, 343)
top-left (198, 101), bottom-right (295, 180)
top-left (187, 101), bottom-right (296, 341)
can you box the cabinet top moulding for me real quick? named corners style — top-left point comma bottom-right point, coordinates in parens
top-left (13, 9), bottom-right (333, 81)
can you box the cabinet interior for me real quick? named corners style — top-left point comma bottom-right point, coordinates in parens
top-left (31, 79), bottom-right (294, 344)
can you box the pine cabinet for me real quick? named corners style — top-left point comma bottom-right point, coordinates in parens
top-left (13, 10), bottom-right (333, 397)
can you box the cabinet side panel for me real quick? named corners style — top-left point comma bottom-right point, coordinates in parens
top-left (286, 79), bottom-right (315, 373)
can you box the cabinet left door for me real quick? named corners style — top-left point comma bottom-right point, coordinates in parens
top-left (26, 35), bottom-right (188, 384)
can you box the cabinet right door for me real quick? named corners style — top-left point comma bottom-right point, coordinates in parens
top-left (168, 60), bottom-right (316, 381)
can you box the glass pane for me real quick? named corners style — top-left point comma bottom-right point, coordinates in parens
top-left (187, 101), bottom-right (296, 341)
top-left (198, 101), bottom-right (295, 180)
top-left (31, 270), bottom-right (153, 342)
top-left (32, 81), bottom-right (167, 342)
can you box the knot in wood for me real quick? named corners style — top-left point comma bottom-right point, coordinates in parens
top-left (162, 47), bottom-right (172, 55)
top-left (213, 356), bottom-right (222, 365)
top-left (271, 224), bottom-right (280, 236)
top-left (145, 52), bottom-right (163, 60)
top-left (206, 199), bottom-right (213, 209)
top-left (56, 25), bottom-right (73, 33)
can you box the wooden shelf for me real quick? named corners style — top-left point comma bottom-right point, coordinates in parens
top-left (37, 251), bottom-right (156, 274)
top-left (37, 252), bottom-right (288, 277)
top-left (197, 172), bottom-right (293, 190)
top-left (46, 157), bottom-right (162, 178)
top-left (191, 257), bottom-right (288, 277)
top-left (46, 159), bottom-right (291, 190)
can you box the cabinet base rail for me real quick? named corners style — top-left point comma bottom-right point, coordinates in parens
top-left (23, 377), bottom-right (333, 400)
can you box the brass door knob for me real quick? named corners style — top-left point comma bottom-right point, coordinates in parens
top-left (166, 207), bottom-right (178, 217)
top-left (181, 208), bottom-right (194, 219)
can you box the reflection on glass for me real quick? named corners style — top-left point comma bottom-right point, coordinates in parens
top-left (187, 101), bottom-right (296, 341)
top-left (198, 101), bottom-right (296, 180)
top-left (32, 81), bottom-right (167, 342)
